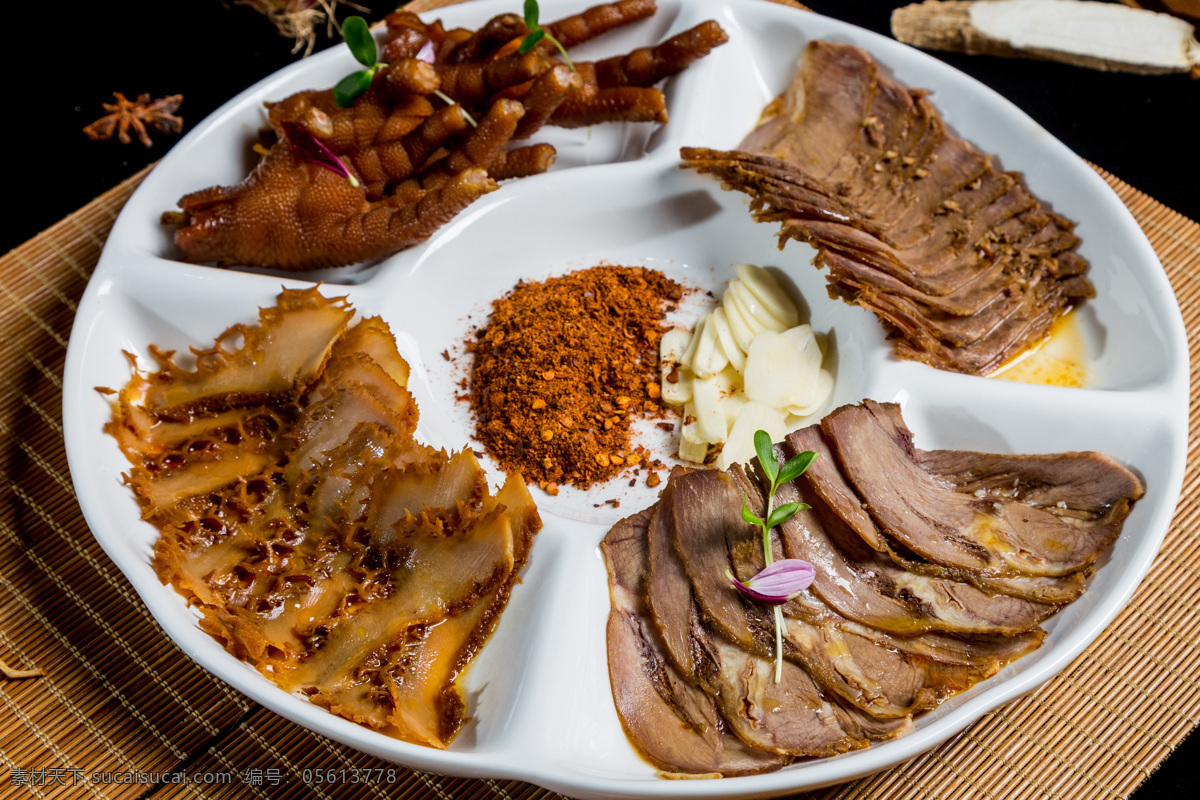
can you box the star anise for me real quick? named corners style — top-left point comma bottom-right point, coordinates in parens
top-left (83, 92), bottom-right (184, 148)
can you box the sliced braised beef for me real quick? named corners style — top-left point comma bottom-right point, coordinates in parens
top-left (667, 469), bottom-right (776, 653)
top-left (919, 449), bottom-right (1146, 516)
top-left (780, 617), bottom-right (940, 718)
top-left (680, 40), bottom-right (1093, 375)
top-left (645, 473), bottom-right (706, 678)
top-left (604, 401), bottom-right (1139, 775)
top-left (672, 468), bottom-right (1013, 720)
top-left (786, 422), bottom-right (1087, 604)
top-left (776, 427), bottom-right (1056, 635)
top-left (879, 537), bottom-right (1090, 605)
top-left (602, 508), bottom-right (785, 777)
top-left (781, 589), bottom-right (1044, 670)
top-left (645, 480), bottom-right (909, 757)
top-left (739, 40), bottom-right (878, 186)
top-left (704, 634), bottom-right (909, 757)
top-left (822, 401), bottom-right (1136, 578)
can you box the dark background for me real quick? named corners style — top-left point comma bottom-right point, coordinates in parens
top-left (3, 0), bottom-right (1193, 795)
top-left (3, 0), bottom-right (1198, 254)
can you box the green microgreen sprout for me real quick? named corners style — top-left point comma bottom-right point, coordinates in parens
top-left (519, 0), bottom-right (575, 71)
top-left (737, 430), bottom-right (818, 683)
top-left (334, 16), bottom-right (379, 108)
top-left (333, 16), bottom-right (476, 127)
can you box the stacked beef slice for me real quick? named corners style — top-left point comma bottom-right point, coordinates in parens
top-left (681, 41), bottom-right (1094, 375)
top-left (601, 400), bottom-right (1143, 776)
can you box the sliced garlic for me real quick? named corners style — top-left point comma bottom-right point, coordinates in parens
top-left (662, 369), bottom-right (693, 406)
top-left (680, 311), bottom-right (709, 367)
top-left (660, 328), bottom-right (691, 363)
top-left (785, 324), bottom-right (814, 343)
top-left (730, 279), bottom-right (787, 332)
top-left (812, 330), bottom-right (827, 355)
top-left (679, 418), bottom-right (709, 463)
top-left (725, 286), bottom-right (769, 340)
top-left (785, 369), bottom-right (834, 418)
top-left (659, 328), bottom-right (693, 405)
top-left (744, 327), bottom-right (824, 409)
top-left (710, 308), bottom-right (745, 372)
top-left (691, 309), bottom-right (727, 379)
top-left (736, 264), bottom-right (799, 328)
top-left (665, 264), bottom-right (834, 468)
top-left (723, 294), bottom-right (759, 355)
top-left (721, 389), bottom-right (749, 428)
top-left (781, 326), bottom-right (825, 407)
top-left (692, 374), bottom-right (731, 444)
top-left (717, 401), bottom-right (787, 470)
top-left (681, 400), bottom-right (698, 438)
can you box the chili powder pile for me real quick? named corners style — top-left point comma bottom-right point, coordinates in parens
top-left (468, 265), bottom-right (684, 491)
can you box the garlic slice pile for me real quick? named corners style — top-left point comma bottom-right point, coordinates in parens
top-left (660, 264), bottom-right (835, 469)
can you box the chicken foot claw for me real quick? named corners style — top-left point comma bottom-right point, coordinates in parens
top-left (166, 1), bottom-right (726, 271)
top-left (169, 119), bottom-right (497, 270)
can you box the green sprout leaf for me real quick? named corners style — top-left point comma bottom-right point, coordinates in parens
top-left (333, 17), bottom-right (381, 108)
top-left (741, 430), bottom-right (820, 684)
top-left (754, 430), bottom-right (778, 484)
top-left (333, 69), bottom-right (374, 108)
top-left (766, 501), bottom-right (807, 531)
top-left (516, 0), bottom-right (575, 70)
top-left (741, 494), bottom-right (763, 528)
top-left (343, 16), bottom-right (377, 68)
top-left (777, 450), bottom-right (818, 487)
top-left (518, 28), bottom-right (546, 53)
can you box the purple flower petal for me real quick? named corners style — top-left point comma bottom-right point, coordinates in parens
top-left (753, 559), bottom-right (816, 593)
top-left (416, 39), bottom-right (436, 64)
top-left (281, 121), bottom-right (359, 187)
top-left (729, 578), bottom-right (787, 605)
top-left (729, 559), bottom-right (815, 605)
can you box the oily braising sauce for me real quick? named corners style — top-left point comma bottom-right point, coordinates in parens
top-left (991, 312), bottom-right (1091, 388)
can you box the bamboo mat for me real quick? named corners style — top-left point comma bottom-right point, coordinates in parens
top-left (3, 4), bottom-right (1200, 800)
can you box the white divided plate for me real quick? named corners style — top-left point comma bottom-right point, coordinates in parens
top-left (62, 0), bottom-right (1188, 797)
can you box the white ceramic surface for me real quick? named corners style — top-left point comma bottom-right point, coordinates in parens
top-left (62, 1), bottom-right (1189, 797)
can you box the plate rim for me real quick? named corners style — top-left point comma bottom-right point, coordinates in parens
top-left (61, 0), bottom-right (1190, 797)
